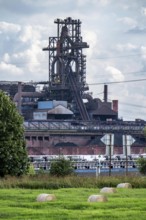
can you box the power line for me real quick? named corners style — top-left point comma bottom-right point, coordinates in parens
top-left (120, 102), bottom-right (146, 109)
top-left (3, 52), bottom-right (145, 66)
top-left (95, 53), bottom-right (142, 60)
top-left (94, 70), bottom-right (146, 78)
top-left (88, 78), bottom-right (146, 85)
top-left (94, 92), bottom-right (103, 96)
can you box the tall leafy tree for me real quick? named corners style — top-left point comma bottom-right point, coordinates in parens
top-left (0, 91), bottom-right (28, 177)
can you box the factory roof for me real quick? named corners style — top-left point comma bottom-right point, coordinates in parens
top-left (91, 104), bottom-right (117, 116)
top-left (47, 105), bottom-right (73, 115)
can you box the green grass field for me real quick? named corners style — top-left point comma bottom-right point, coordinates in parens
top-left (0, 188), bottom-right (146, 220)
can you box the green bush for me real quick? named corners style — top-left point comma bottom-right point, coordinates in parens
top-left (49, 156), bottom-right (74, 177)
top-left (28, 164), bottom-right (35, 176)
top-left (137, 158), bottom-right (146, 175)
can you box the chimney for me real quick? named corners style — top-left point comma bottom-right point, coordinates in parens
top-left (112, 100), bottom-right (118, 112)
top-left (104, 84), bottom-right (108, 102)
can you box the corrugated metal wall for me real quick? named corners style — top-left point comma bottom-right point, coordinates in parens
top-left (38, 101), bottom-right (53, 109)
top-left (33, 112), bottom-right (47, 120)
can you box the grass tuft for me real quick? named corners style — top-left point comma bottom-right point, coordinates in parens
top-left (0, 173), bottom-right (146, 189)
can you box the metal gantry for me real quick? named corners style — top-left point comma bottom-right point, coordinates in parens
top-left (24, 120), bottom-right (146, 137)
top-left (43, 17), bottom-right (90, 120)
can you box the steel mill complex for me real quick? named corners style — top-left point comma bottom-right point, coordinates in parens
top-left (0, 17), bottom-right (146, 157)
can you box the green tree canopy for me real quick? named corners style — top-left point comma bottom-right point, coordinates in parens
top-left (137, 157), bottom-right (146, 175)
top-left (0, 91), bottom-right (28, 177)
top-left (50, 156), bottom-right (74, 177)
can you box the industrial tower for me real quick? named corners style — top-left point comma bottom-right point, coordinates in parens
top-left (43, 17), bottom-right (90, 120)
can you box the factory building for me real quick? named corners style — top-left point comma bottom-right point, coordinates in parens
top-left (0, 17), bottom-right (146, 156)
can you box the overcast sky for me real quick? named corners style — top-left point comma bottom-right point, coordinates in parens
top-left (0, 0), bottom-right (146, 121)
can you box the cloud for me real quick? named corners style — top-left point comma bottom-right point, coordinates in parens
top-left (0, 21), bottom-right (48, 81)
top-left (106, 66), bottom-right (125, 81)
top-left (0, 61), bottom-right (23, 77)
top-left (141, 7), bottom-right (146, 16)
top-left (18, 25), bottom-right (42, 43)
top-left (0, 21), bottom-right (20, 33)
top-left (19, 25), bottom-right (34, 43)
top-left (3, 53), bottom-right (10, 63)
top-left (141, 46), bottom-right (146, 55)
top-left (118, 17), bottom-right (137, 28)
top-left (76, 0), bottom-right (111, 7)
top-left (0, 0), bottom-right (36, 15)
top-left (116, 43), bottom-right (138, 52)
top-left (98, 0), bottom-right (111, 6)
top-left (83, 30), bottom-right (99, 58)
top-left (127, 26), bottom-right (146, 34)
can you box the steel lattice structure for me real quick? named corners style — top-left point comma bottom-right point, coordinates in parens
top-left (43, 17), bottom-right (90, 120)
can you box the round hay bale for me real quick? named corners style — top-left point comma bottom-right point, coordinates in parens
top-left (117, 183), bottom-right (132, 188)
top-left (100, 187), bottom-right (117, 193)
top-left (88, 194), bottom-right (108, 202)
top-left (36, 193), bottom-right (56, 202)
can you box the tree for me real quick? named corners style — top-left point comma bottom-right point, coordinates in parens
top-left (0, 91), bottom-right (28, 177)
top-left (137, 157), bottom-right (146, 175)
top-left (50, 156), bottom-right (74, 177)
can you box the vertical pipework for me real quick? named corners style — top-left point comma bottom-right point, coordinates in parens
top-left (104, 84), bottom-right (108, 102)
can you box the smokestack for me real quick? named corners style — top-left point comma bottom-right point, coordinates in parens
top-left (104, 84), bottom-right (108, 102)
top-left (112, 100), bottom-right (118, 112)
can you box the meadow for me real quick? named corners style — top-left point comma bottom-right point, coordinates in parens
top-left (0, 174), bottom-right (146, 219)
top-left (0, 187), bottom-right (146, 220)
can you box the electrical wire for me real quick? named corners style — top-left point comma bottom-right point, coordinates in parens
top-left (119, 102), bottom-right (146, 109)
top-left (3, 52), bottom-right (145, 66)
top-left (95, 53), bottom-right (143, 60)
top-left (88, 78), bottom-right (146, 85)
top-left (93, 70), bottom-right (146, 79)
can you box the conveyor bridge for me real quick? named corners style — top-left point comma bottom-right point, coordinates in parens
top-left (24, 120), bottom-right (146, 137)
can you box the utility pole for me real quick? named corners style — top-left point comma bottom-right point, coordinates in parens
top-left (125, 134), bottom-right (128, 176)
top-left (123, 134), bottom-right (135, 176)
top-left (96, 155), bottom-right (101, 178)
top-left (101, 133), bottom-right (114, 176)
top-left (109, 133), bottom-right (112, 177)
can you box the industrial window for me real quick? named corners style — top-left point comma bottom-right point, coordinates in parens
top-left (25, 136), bottom-right (30, 140)
top-left (44, 136), bottom-right (49, 141)
top-left (38, 136), bottom-right (43, 141)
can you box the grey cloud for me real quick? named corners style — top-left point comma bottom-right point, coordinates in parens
top-left (0, 0), bottom-right (74, 16)
top-left (0, 0), bottom-right (37, 15)
top-left (127, 26), bottom-right (146, 34)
